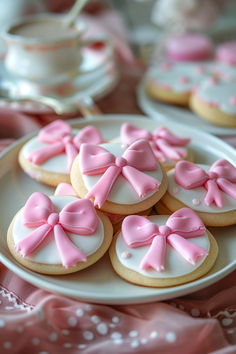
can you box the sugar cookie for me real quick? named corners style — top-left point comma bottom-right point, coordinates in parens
top-left (120, 123), bottom-right (193, 171)
top-left (160, 160), bottom-right (236, 226)
top-left (109, 208), bottom-right (218, 287)
top-left (190, 77), bottom-right (236, 127)
top-left (70, 140), bottom-right (168, 215)
top-left (146, 62), bottom-right (212, 106)
top-left (19, 120), bottom-right (104, 186)
top-left (7, 192), bottom-right (113, 274)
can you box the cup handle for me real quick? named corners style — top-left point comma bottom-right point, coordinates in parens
top-left (76, 36), bottom-right (114, 74)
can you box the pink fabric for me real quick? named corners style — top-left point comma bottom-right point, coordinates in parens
top-left (0, 4), bottom-right (236, 354)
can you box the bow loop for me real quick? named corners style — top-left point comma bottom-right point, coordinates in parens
top-left (73, 126), bottom-right (103, 150)
top-left (59, 199), bottom-right (98, 234)
top-left (122, 215), bottom-right (159, 247)
top-left (210, 159), bottom-right (236, 182)
top-left (23, 192), bottom-right (54, 227)
top-left (154, 127), bottom-right (190, 146)
top-left (123, 139), bottom-right (157, 171)
top-left (166, 208), bottom-right (206, 237)
top-left (38, 120), bottom-right (72, 144)
top-left (121, 123), bottom-right (152, 145)
top-left (175, 161), bottom-right (208, 189)
top-left (80, 144), bottom-right (115, 175)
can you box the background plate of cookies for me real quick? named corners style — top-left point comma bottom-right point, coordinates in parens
top-left (137, 76), bottom-right (236, 136)
top-left (0, 115), bottom-right (236, 305)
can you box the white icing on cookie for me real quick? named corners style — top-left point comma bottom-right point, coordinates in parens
top-left (115, 215), bottom-right (209, 278)
top-left (12, 196), bottom-right (104, 265)
top-left (79, 143), bottom-right (163, 205)
top-left (148, 62), bottom-right (213, 93)
top-left (212, 62), bottom-right (236, 80)
top-left (22, 129), bottom-right (80, 174)
top-left (167, 166), bottom-right (236, 212)
top-left (196, 78), bottom-right (236, 115)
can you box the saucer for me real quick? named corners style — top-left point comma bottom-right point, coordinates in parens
top-left (0, 45), bottom-right (119, 114)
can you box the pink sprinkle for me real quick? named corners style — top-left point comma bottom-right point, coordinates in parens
top-left (121, 251), bottom-right (131, 259)
top-left (179, 76), bottom-right (189, 84)
top-left (161, 62), bottom-right (172, 71)
top-left (230, 96), bottom-right (236, 106)
top-left (208, 77), bottom-right (218, 85)
top-left (192, 198), bottom-right (201, 206)
top-left (172, 186), bottom-right (179, 194)
top-left (196, 66), bottom-right (205, 74)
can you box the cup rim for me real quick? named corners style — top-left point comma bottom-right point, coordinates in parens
top-left (2, 13), bottom-right (86, 45)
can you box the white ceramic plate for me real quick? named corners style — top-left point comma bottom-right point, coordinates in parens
top-left (137, 77), bottom-right (236, 136)
top-left (0, 115), bottom-right (236, 305)
top-left (0, 48), bottom-right (119, 114)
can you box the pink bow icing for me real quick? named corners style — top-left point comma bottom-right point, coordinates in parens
top-left (175, 159), bottom-right (236, 208)
top-left (122, 208), bottom-right (208, 271)
top-left (28, 120), bottom-right (103, 171)
top-left (121, 123), bottom-right (190, 162)
top-left (80, 139), bottom-right (160, 207)
top-left (16, 192), bottom-right (99, 268)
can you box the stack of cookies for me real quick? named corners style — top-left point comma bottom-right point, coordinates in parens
top-left (7, 119), bottom-right (236, 288)
top-left (146, 36), bottom-right (236, 128)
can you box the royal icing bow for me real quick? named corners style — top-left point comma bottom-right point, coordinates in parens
top-left (80, 140), bottom-right (160, 207)
top-left (122, 208), bottom-right (208, 271)
top-left (175, 159), bottom-right (236, 207)
top-left (16, 192), bottom-right (99, 268)
top-left (28, 120), bottom-right (103, 171)
top-left (121, 123), bottom-right (190, 162)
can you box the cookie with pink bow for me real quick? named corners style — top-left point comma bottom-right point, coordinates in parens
top-left (109, 208), bottom-right (218, 287)
top-left (19, 120), bottom-right (104, 186)
top-left (70, 140), bottom-right (168, 215)
top-left (158, 159), bottom-right (236, 226)
top-left (120, 123), bottom-right (193, 170)
top-left (7, 192), bottom-right (113, 274)
top-left (190, 77), bottom-right (236, 128)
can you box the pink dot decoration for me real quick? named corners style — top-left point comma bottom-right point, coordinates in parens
top-left (230, 96), bottom-right (236, 106)
top-left (121, 251), bottom-right (131, 259)
top-left (179, 76), bottom-right (189, 84)
top-left (208, 77), bottom-right (218, 86)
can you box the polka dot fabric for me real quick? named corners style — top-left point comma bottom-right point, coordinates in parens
top-left (0, 264), bottom-right (236, 353)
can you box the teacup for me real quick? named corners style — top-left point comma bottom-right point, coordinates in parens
top-left (2, 14), bottom-right (113, 84)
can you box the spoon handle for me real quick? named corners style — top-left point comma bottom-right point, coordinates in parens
top-left (64, 0), bottom-right (89, 27)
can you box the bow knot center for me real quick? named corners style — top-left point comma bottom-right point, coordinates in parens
top-left (47, 213), bottom-right (59, 227)
top-left (208, 171), bottom-right (218, 179)
top-left (159, 225), bottom-right (171, 237)
top-left (115, 157), bottom-right (127, 168)
top-left (63, 135), bottom-right (73, 144)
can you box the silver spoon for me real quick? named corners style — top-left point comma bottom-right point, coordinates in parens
top-left (63, 0), bottom-right (89, 28)
top-left (0, 85), bottom-right (79, 115)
